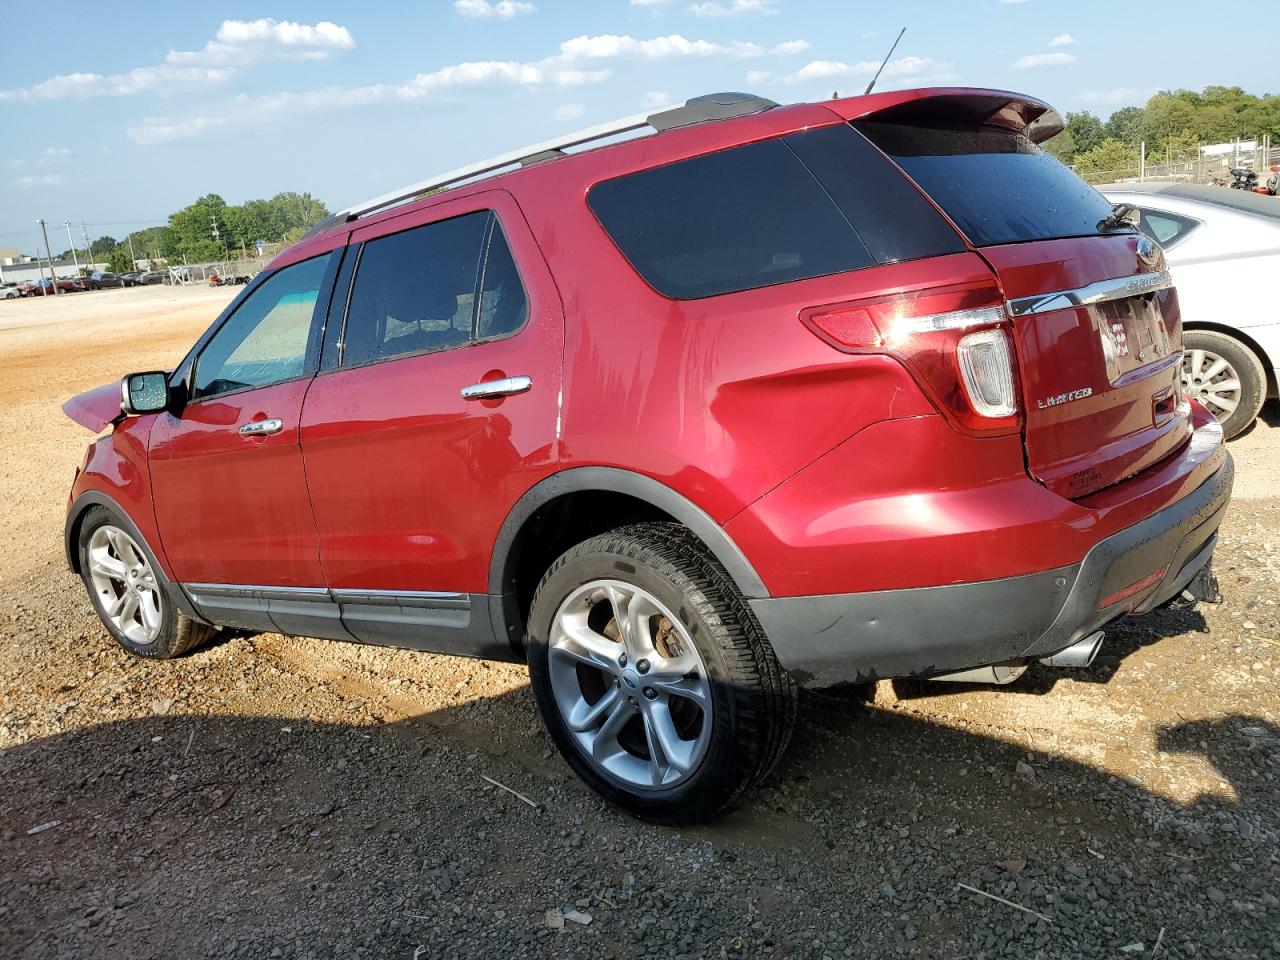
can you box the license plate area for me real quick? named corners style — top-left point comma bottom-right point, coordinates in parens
top-left (1095, 293), bottom-right (1174, 384)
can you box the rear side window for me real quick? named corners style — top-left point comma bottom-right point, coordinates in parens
top-left (342, 211), bottom-right (527, 366)
top-left (587, 128), bottom-right (962, 300)
top-left (1136, 207), bottom-right (1199, 248)
top-left (855, 121), bottom-right (1120, 246)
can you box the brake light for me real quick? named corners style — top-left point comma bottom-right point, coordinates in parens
top-left (800, 282), bottom-right (1019, 435)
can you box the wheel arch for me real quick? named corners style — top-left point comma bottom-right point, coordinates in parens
top-left (487, 468), bottom-right (769, 656)
top-left (1183, 321), bottom-right (1279, 398)
top-left (65, 491), bottom-right (209, 624)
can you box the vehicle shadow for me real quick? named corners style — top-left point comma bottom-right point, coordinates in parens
top-left (2, 668), bottom-right (1275, 960)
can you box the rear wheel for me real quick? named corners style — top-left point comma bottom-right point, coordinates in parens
top-left (527, 523), bottom-right (796, 825)
top-left (1182, 329), bottom-right (1267, 439)
top-left (77, 506), bottom-right (216, 659)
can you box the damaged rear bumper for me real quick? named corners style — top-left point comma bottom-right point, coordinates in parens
top-left (749, 454), bottom-right (1233, 688)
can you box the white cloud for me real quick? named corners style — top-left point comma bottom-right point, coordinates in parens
top-left (7, 159), bottom-right (27, 169)
top-left (744, 69), bottom-right (773, 84)
top-left (15, 173), bottom-right (63, 188)
top-left (168, 18), bottom-right (354, 65)
top-left (554, 103), bottom-right (586, 122)
top-left (689, 0), bottom-right (778, 16)
top-left (455, 0), bottom-right (536, 19)
top-left (1000, 0), bottom-right (1030, 4)
top-left (642, 90), bottom-right (672, 108)
top-left (0, 18), bottom-right (353, 101)
top-left (1080, 86), bottom-right (1154, 105)
top-left (771, 39), bottom-right (810, 55)
top-left (1012, 51), bottom-right (1075, 69)
top-left (1048, 33), bottom-right (1075, 47)
top-left (781, 55), bottom-right (948, 84)
top-left (42, 146), bottom-right (72, 158)
top-left (630, 0), bottom-right (678, 5)
top-left (558, 34), bottom-right (803, 61)
top-left (127, 32), bottom-right (806, 144)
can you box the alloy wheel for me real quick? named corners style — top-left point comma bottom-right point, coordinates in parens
top-left (86, 525), bottom-right (163, 646)
top-left (1182, 347), bottom-right (1241, 420)
top-left (547, 579), bottom-right (712, 790)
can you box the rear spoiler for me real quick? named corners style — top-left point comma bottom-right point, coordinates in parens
top-left (824, 87), bottom-right (1064, 144)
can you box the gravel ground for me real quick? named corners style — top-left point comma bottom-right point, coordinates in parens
top-left (1, 288), bottom-right (1278, 959)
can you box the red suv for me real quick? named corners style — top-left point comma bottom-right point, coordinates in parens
top-left (64, 89), bottom-right (1231, 824)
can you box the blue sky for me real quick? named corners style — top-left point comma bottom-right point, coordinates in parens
top-left (1, 0), bottom-right (1273, 255)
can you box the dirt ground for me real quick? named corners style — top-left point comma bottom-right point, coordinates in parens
top-left (1, 287), bottom-right (1278, 960)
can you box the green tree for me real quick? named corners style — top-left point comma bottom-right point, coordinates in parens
top-left (1104, 106), bottom-right (1144, 146)
top-left (169, 194), bottom-right (230, 261)
top-left (1041, 127), bottom-right (1077, 163)
top-left (1073, 138), bottom-right (1140, 184)
top-left (1064, 111), bottom-right (1105, 154)
top-left (108, 247), bottom-right (132, 272)
top-left (89, 235), bottom-right (117, 260)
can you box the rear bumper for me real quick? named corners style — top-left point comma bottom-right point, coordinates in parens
top-left (750, 454), bottom-right (1233, 687)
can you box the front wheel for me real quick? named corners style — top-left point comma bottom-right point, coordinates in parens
top-left (77, 506), bottom-right (216, 659)
top-left (527, 523), bottom-right (796, 825)
top-left (1182, 329), bottom-right (1267, 439)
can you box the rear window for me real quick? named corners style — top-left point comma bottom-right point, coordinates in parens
top-left (855, 121), bottom-right (1122, 247)
top-left (587, 126), bottom-right (963, 300)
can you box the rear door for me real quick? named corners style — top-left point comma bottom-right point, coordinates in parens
top-left (299, 190), bottom-right (562, 655)
top-left (855, 114), bottom-right (1190, 499)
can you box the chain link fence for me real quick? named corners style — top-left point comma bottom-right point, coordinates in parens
top-left (1081, 141), bottom-right (1280, 187)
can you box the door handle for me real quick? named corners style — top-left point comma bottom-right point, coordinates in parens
top-left (238, 418), bottom-right (283, 437)
top-left (460, 376), bottom-right (532, 401)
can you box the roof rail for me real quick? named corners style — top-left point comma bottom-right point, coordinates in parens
top-left (303, 91), bottom-right (776, 239)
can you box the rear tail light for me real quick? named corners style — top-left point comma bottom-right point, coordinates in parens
top-left (801, 282), bottom-right (1019, 435)
top-left (956, 328), bottom-right (1017, 417)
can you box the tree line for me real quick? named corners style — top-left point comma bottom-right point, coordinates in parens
top-left (1044, 85), bottom-right (1280, 183)
top-left (57, 191), bottom-right (331, 271)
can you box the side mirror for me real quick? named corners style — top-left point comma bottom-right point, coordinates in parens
top-left (120, 371), bottom-right (171, 416)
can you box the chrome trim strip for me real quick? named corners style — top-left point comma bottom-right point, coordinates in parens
top-left (1005, 269), bottom-right (1173, 318)
top-left (184, 583), bottom-right (469, 609)
top-left (187, 583), bottom-right (331, 602)
top-left (332, 589), bottom-right (470, 609)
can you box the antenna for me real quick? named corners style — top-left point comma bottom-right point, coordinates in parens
top-left (863, 27), bottom-right (907, 96)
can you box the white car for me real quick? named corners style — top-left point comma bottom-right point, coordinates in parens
top-left (1, 285), bottom-right (21, 300)
top-left (1103, 184), bottom-right (1280, 438)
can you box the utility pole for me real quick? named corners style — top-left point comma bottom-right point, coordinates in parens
top-left (36, 219), bottom-right (61, 295)
top-left (127, 235), bottom-right (137, 269)
top-left (81, 223), bottom-right (93, 270)
top-left (62, 221), bottom-right (80, 275)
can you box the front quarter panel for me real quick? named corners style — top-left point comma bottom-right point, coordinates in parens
top-left (66, 414), bottom-right (169, 575)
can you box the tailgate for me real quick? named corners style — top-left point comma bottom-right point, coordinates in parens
top-left (987, 235), bottom-right (1190, 498)
top-left (851, 98), bottom-right (1193, 500)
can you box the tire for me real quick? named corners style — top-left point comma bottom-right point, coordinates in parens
top-left (1182, 329), bottom-right (1267, 439)
top-left (527, 522), bottom-right (796, 825)
top-left (77, 505), bottom-right (216, 659)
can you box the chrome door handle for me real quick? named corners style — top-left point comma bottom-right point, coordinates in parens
top-left (460, 375), bottom-right (532, 401)
top-left (238, 418), bottom-right (283, 437)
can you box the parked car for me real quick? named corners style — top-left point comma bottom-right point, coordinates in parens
top-left (85, 271), bottom-right (129, 290)
top-left (19, 277), bottom-right (78, 295)
top-left (137, 271), bottom-right (167, 285)
top-left (1, 284), bottom-right (21, 299)
top-left (62, 88), bottom-right (1231, 824)
top-left (1103, 183), bottom-right (1280, 438)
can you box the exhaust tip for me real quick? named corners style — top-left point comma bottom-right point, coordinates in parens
top-left (1040, 631), bottom-right (1105, 669)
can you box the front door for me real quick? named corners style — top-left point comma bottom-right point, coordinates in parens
top-left (150, 251), bottom-right (337, 607)
top-left (299, 191), bottom-right (563, 655)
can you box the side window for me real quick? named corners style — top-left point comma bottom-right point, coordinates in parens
top-left (476, 220), bottom-right (528, 339)
top-left (192, 252), bottom-right (332, 401)
top-left (1137, 208), bottom-right (1199, 248)
top-left (341, 210), bottom-right (527, 366)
